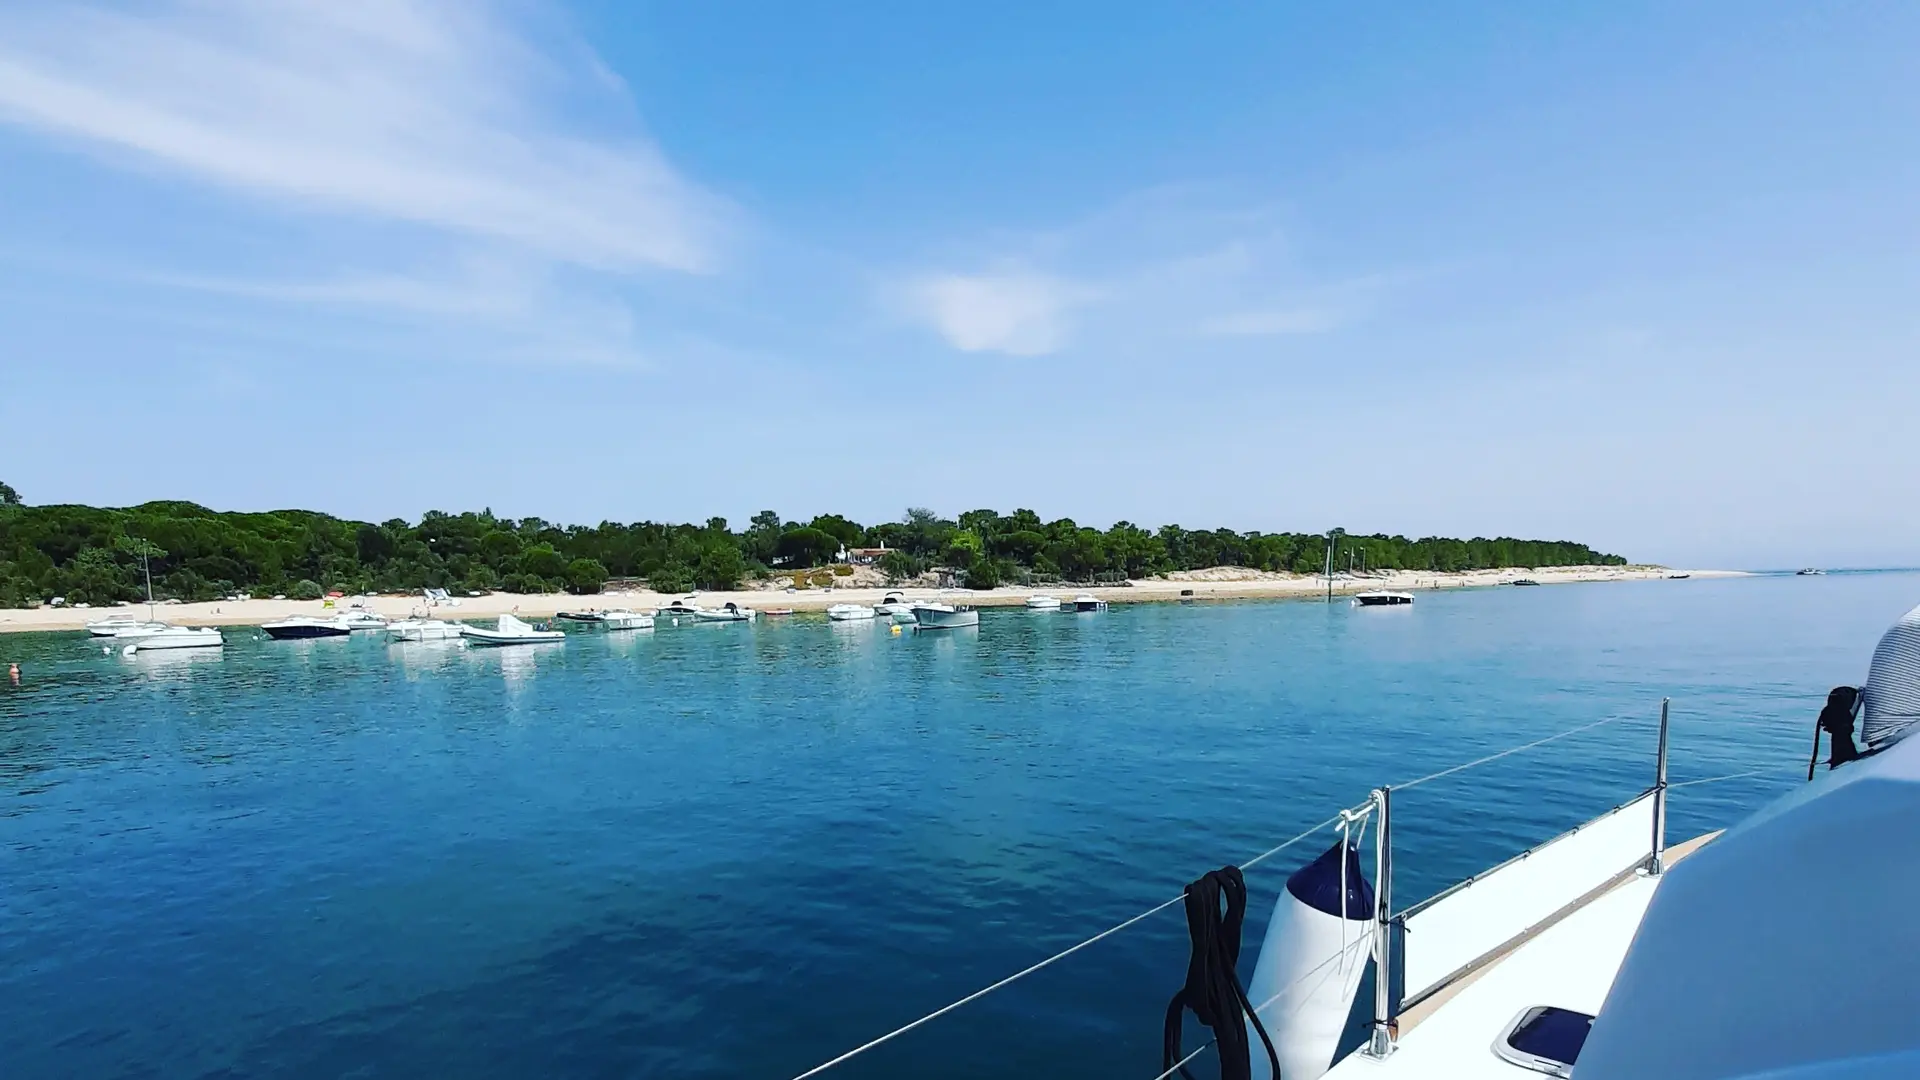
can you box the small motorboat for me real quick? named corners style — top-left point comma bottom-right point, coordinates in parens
top-left (1025, 595), bottom-right (1062, 610)
top-left (1179, 589), bottom-right (1196, 604)
top-left (910, 602), bottom-right (979, 629)
top-left (89, 618), bottom-right (169, 638)
top-left (827, 603), bottom-right (877, 621)
top-left (873, 591), bottom-right (915, 617)
top-left (1353, 590), bottom-right (1415, 606)
top-left (335, 610), bottom-right (389, 632)
top-left (601, 610), bottom-right (654, 631)
top-left (1797, 568), bottom-right (1826, 576)
top-left (762, 608), bottom-right (795, 617)
top-left (119, 626), bottom-right (223, 652)
top-left (658, 596), bottom-right (702, 617)
top-left (462, 614), bottom-right (566, 646)
top-left (1071, 595), bottom-right (1107, 612)
top-left (694, 602), bottom-right (756, 623)
top-left (1666, 572), bottom-right (1691, 580)
top-left (1511, 578), bottom-right (1542, 586)
top-left (262, 615), bottom-right (352, 640)
top-left (387, 618), bottom-right (465, 642)
top-left (87, 616), bottom-right (161, 637)
top-left (555, 610), bottom-right (606, 623)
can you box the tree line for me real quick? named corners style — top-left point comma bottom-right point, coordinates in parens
top-left (0, 484), bottom-right (1626, 607)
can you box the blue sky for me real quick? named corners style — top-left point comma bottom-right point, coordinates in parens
top-left (0, 1), bottom-right (1914, 569)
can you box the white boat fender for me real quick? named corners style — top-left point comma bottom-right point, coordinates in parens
top-left (1242, 839), bottom-right (1376, 1080)
top-left (1161, 866), bottom-right (1281, 1080)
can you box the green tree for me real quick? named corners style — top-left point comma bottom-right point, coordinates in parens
top-left (520, 543), bottom-right (567, 579)
top-left (0, 480), bottom-right (19, 506)
top-left (695, 544), bottom-right (744, 590)
top-left (879, 549), bottom-right (922, 583)
top-left (290, 578), bottom-right (323, 600)
top-left (565, 558), bottom-right (608, 595)
top-left (777, 527), bottom-right (841, 568)
top-left (964, 559), bottom-right (1002, 590)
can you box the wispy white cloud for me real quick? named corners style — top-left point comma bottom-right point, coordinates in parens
top-left (902, 271), bottom-right (1098, 356)
top-left (894, 186), bottom-right (1381, 357)
top-left (0, 0), bottom-right (731, 368)
top-left (0, 0), bottom-right (725, 273)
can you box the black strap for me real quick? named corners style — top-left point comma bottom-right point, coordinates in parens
top-left (1162, 866), bottom-right (1282, 1080)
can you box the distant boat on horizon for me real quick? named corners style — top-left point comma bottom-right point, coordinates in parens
top-left (1797, 568), bottom-right (1827, 576)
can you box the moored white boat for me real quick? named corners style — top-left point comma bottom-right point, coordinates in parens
top-left (387, 618), bottom-right (465, 642)
top-left (1025, 594), bottom-right (1062, 610)
top-left (694, 602), bottom-right (756, 622)
top-left (910, 602), bottom-right (978, 629)
top-left (461, 614), bottom-right (565, 646)
top-left (1354, 590), bottom-right (1415, 606)
top-left (87, 616), bottom-right (161, 637)
top-left (658, 596), bottom-right (702, 618)
top-left (1071, 594), bottom-right (1107, 612)
top-left (874, 591), bottom-right (915, 617)
top-left (826, 603), bottom-right (876, 621)
top-left (119, 626), bottom-right (223, 652)
top-left (601, 610), bottom-right (654, 631)
top-left (262, 615), bottom-right (351, 640)
top-left (335, 610), bottom-right (388, 631)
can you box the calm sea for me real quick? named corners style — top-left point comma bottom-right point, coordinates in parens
top-left (2, 572), bottom-right (1914, 1079)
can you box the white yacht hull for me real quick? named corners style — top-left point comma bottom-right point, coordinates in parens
top-left (388, 620), bottom-right (465, 642)
top-left (121, 628), bottom-right (223, 651)
top-left (827, 604), bottom-right (876, 621)
top-left (912, 606), bottom-right (979, 629)
top-left (462, 628), bottom-right (564, 646)
top-left (603, 612), bottom-right (654, 630)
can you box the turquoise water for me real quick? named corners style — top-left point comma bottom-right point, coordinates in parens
top-left (2, 573), bottom-right (1914, 1079)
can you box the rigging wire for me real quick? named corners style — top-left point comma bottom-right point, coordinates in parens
top-left (789, 711), bottom-right (1640, 1079)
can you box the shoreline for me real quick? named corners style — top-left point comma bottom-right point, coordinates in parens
top-left (0, 566), bottom-right (1748, 634)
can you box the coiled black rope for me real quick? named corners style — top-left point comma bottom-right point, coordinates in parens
top-left (1162, 866), bottom-right (1281, 1080)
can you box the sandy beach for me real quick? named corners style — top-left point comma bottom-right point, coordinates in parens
top-left (0, 565), bottom-right (1747, 633)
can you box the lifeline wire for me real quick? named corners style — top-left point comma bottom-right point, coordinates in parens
top-left (791, 712), bottom-right (1634, 1079)
top-left (1392, 712), bottom-right (1635, 791)
top-left (1667, 766), bottom-right (1791, 790)
top-left (786, 815), bottom-right (1340, 1080)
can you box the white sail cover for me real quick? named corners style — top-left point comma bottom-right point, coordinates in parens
top-left (498, 614), bottom-right (534, 633)
top-left (1861, 602), bottom-right (1920, 748)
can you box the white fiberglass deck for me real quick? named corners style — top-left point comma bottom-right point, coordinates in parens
top-left (1326, 874), bottom-right (1662, 1079)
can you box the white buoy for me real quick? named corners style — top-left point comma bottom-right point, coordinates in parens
top-left (1244, 840), bottom-right (1375, 1080)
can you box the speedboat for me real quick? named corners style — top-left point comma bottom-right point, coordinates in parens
top-left (262, 615), bottom-right (351, 640)
top-left (910, 602), bottom-right (979, 629)
top-left (826, 603), bottom-right (877, 621)
top-left (874, 591), bottom-right (915, 617)
top-left (1511, 578), bottom-right (1542, 586)
top-left (1797, 567), bottom-right (1826, 576)
top-left (387, 618), bottom-right (465, 642)
top-left (118, 626), bottom-right (223, 652)
top-left (555, 610), bottom-right (606, 623)
top-left (335, 610), bottom-right (389, 632)
top-left (1025, 595), bottom-right (1062, 610)
top-left (1353, 590), bottom-right (1415, 606)
top-left (1071, 595), bottom-right (1107, 612)
top-left (461, 614), bottom-right (565, 646)
top-left (658, 596), bottom-right (702, 618)
top-left (87, 616), bottom-right (162, 637)
top-left (694, 602), bottom-right (756, 622)
top-left (601, 610), bottom-right (654, 631)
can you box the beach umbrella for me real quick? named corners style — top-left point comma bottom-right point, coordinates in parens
top-left (1575, 730), bottom-right (1920, 1079)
